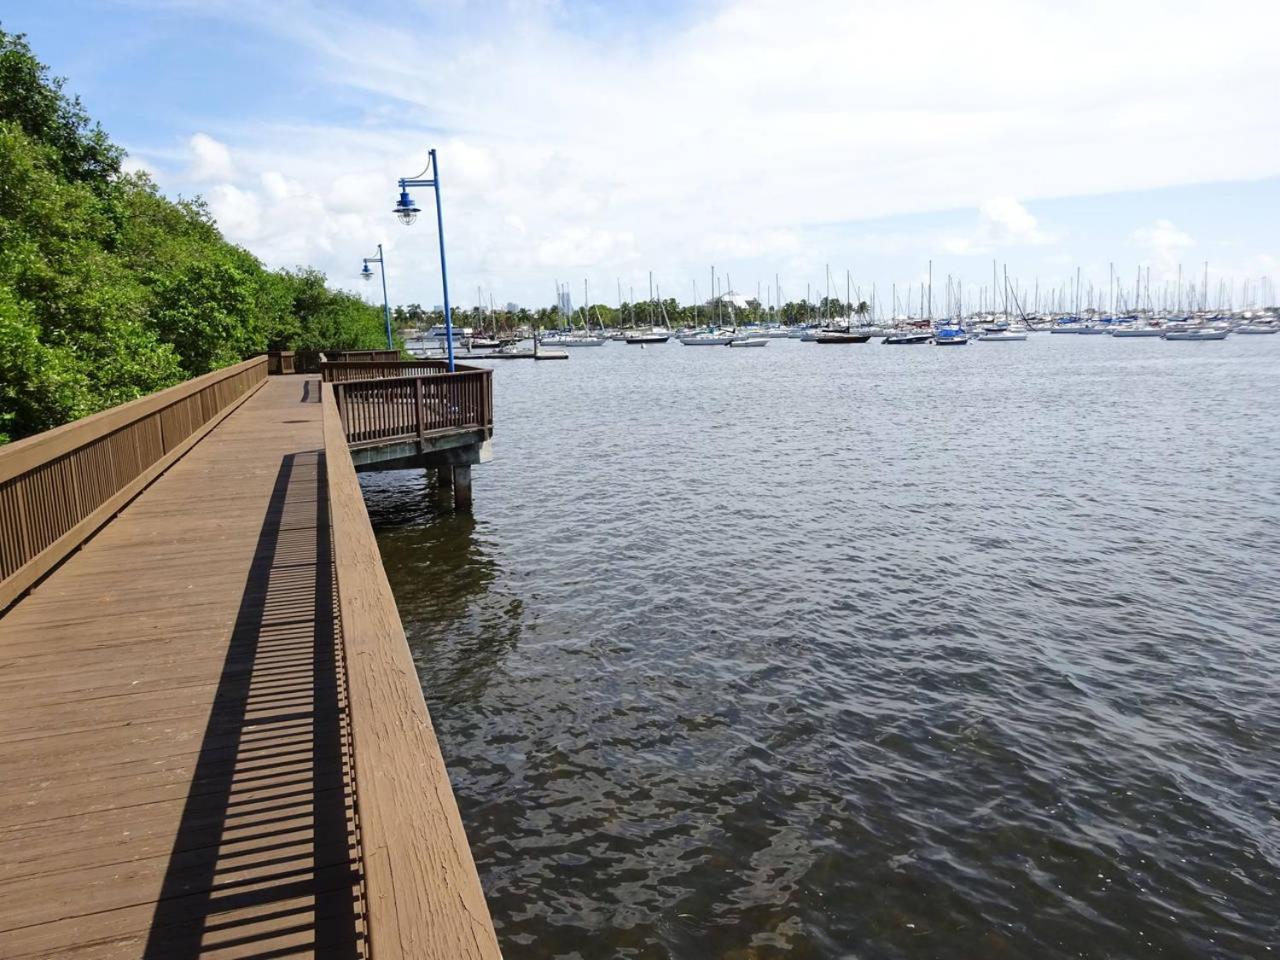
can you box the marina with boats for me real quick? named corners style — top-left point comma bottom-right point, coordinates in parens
top-left (400, 261), bottom-right (1276, 360)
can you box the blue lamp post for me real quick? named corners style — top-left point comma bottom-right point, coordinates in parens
top-left (360, 244), bottom-right (393, 350)
top-left (393, 148), bottom-right (455, 370)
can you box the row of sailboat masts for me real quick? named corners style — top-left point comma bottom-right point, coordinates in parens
top-left (553, 261), bottom-right (1265, 328)
top-left (558, 275), bottom-right (678, 333)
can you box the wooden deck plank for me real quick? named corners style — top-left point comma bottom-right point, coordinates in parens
top-left (0, 377), bottom-right (364, 959)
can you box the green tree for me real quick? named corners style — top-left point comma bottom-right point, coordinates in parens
top-left (0, 28), bottom-right (121, 186)
top-left (0, 26), bottom-right (393, 442)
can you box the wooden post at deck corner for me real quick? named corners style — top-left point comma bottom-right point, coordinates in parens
top-left (452, 465), bottom-right (472, 510)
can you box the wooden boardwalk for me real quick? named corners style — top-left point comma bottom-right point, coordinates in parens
top-left (0, 377), bottom-right (362, 958)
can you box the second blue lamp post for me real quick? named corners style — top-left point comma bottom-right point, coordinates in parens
top-left (360, 244), bottom-right (392, 350)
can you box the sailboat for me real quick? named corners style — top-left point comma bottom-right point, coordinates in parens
top-left (463, 289), bottom-right (503, 350)
top-left (1164, 327), bottom-right (1229, 341)
top-left (978, 266), bottom-right (1028, 340)
top-left (1235, 320), bottom-right (1278, 334)
top-left (542, 280), bottom-right (607, 346)
top-left (933, 324), bottom-right (969, 345)
top-left (682, 266), bottom-right (737, 344)
top-left (815, 329), bottom-right (870, 343)
top-left (626, 273), bottom-right (671, 343)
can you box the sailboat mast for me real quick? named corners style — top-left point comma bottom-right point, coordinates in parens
top-left (825, 265), bottom-right (830, 323)
top-left (927, 259), bottom-right (932, 320)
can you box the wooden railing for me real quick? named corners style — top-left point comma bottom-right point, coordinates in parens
top-left (0, 356), bottom-right (268, 610)
top-left (326, 349), bottom-right (403, 364)
top-left (321, 387), bottom-right (501, 960)
top-left (319, 359), bottom-right (452, 383)
top-left (268, 349), bottom-right (402, 375)
top-left (331, 367), bottom-right (493, 449)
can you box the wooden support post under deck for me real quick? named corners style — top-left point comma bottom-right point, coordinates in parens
top-left (436, 465), bottom-right (454, 487)
top-left (452, 464), bottom-right (473, 510)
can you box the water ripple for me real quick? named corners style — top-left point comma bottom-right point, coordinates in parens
top-left (367, 335), bottom-right (1280, 959)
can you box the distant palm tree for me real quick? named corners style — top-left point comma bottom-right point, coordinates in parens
top-left (855, 300), bottom-right (871, 320)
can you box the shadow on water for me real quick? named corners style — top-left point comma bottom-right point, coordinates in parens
top-left (360, 468), bottom-right (521, 708)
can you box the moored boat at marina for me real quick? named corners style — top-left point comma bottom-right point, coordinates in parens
top-left (814, 330), bottom-right (871, 343)
top-left (680, 330), bottom-right (737, 345)
top-left (1110, 323), bottom-right (1164, 337)
top-left (625, 327), bottom-right (670, 344)
top-left (1164, 327), bottom-right (1229, 341)
top-left (883, 331), bottom-right (932, 345)
top-left (977, 328), bottom-right (1028, 341)
top-left (541, 333), bottom-right (607, 347)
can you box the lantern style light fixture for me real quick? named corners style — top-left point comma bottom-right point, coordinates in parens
top-left (359, 245), bottom-right (392, 349)
top-left (393, 188), bottom-right (421, 226)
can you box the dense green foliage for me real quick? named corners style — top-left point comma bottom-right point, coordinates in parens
top-left (0, 27), bottom-right (390, 443)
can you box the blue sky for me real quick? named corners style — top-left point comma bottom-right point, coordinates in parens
top-left (10, 0), bottom-right (1280, 312)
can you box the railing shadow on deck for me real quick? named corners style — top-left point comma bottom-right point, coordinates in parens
top-left (142, 452), bottom-right (364, 959)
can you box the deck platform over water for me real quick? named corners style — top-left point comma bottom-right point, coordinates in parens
top-left (0, 372), bottom-right (499, 959)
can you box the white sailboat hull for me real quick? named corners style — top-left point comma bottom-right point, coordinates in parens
top-left (543, 337), bottom-right (607, 347)
top-left (1165, 329), bottom-right (1229, 341)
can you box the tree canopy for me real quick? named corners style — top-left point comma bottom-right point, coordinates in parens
top-left (0, 26), bottom-right (390, 443)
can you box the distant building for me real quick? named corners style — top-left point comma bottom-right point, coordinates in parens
top-left (505, 301), bottom-right (520, 313)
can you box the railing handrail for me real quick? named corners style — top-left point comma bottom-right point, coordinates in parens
top-left (332, 368), bottom-right (493, 449)
top-left (325, 366), bottom-right (490, 386)
top-left (0, 356), bottom-right (268, 609)
top-left (320, 385), bottom-right (501, 959)
top-left (0, 356), bottom-right (266, 483)
top-left (318, 359), bottom-right (488, 383)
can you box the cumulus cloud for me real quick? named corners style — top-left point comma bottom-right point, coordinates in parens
top-left (153, 0), bottom-right (1280, 304)
top-left (187, 133), bottom-right (235, 181)
top-left (1131, 219), bottom-right (1194, 276)
top-left (943, 198), bottom-right (1054, 255)
top-left (121, 155), bottom-right (156, 178)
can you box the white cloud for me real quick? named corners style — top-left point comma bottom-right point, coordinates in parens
top-left (943, 198), bottom-right (1053, 255)
top-left (187, 133), bottom-right (235, 181)
top-left (1131, 219), bottom-right (1194, 277)
top-left (121, 155), bottom-right (156, 178)
top-left (206, 184), bottom-right (260, 238)
top-left (152, 0), bottom-right (1280, 305)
